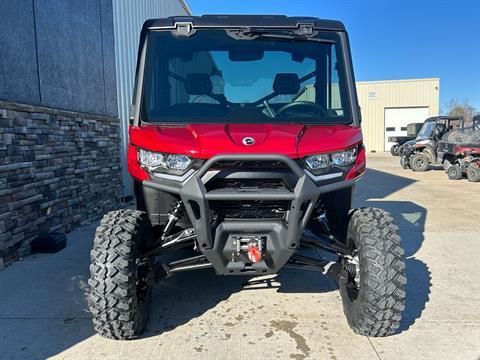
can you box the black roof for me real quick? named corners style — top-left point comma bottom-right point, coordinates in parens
top-left (142, 15), bottom-right (346, 32)
top-left (425, 116), bottom-right (463, 122)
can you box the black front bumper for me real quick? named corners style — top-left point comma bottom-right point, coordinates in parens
top-left (142, 154), bottom-right (352, 275)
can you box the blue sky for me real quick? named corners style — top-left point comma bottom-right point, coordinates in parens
top-left (188, 0), bottom-right (480, 113)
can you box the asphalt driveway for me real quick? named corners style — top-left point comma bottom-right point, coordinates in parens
top-left (0, 153), bottom-right (478, 359)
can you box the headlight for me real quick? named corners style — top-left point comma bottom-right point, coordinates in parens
top-left (165, 154), bottom-right (193, 171)
top-left (305, 154), bottom-right (330, 170)
top-left (304, 148), bottom-right (357, 171)
top-left (138, 149), bottom-right (166, 169)
top-left (331, 148), bottom-right (356, 166)
top-left (138, 149), bottom-right (193, 173)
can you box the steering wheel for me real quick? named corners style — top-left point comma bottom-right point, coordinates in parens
top-left (275, 101), bottom-right (327, 119)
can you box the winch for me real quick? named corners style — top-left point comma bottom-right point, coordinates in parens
top-left (231, 235), bottom-right (266, 263)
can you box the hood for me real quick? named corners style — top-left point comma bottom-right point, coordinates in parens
top-left (129, 123), bottom-right (362, 159)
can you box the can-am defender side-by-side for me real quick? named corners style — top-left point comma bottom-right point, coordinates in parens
top-left (400, 116), bottom-right (464, 171)
top-left (88, 15), bottom-right (406, 339)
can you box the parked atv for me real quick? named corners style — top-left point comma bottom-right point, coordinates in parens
top-left (389, 122), bottom-right (423, 156)
top-left (88, 15), bottom-right (406, 340)
top-left (400, 116), bottom-right (464, 171)
top-left (438, 115), bottom-right (480, 181)
top-left (445, 156), bottom-right (480, 181)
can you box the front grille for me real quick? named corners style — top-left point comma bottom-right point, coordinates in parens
top-left (211, 200), bottom-right (289, 220)
top-left (205, 178), bottom-right (291, 192)
top-left (206, 160), bottom-right (293, 220)
top-left (211, 160), bottom-right (289, 171)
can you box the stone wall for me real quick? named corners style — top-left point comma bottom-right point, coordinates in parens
top-left (0, 101), bottom-right (123, 268)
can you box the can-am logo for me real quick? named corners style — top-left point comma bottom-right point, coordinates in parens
top-left (242, 137), bottom-right (255, 146)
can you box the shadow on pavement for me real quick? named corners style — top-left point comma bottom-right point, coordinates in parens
top-left (145, 250), bottom-right (338, 336)
top-left (355, 168), bottom-right (431, 333)
top-left (0, 167), bottom-right (431, 358)
top-left (0, 226), bottom-right (96, 360)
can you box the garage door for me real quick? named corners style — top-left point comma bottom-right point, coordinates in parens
top-left (384, 107), bottom-right (429, 151)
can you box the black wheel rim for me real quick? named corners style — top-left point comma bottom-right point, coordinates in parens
top-left (136, 259), bottom-right (150, 305)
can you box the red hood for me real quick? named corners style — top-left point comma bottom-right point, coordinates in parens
top-left (129, 123), bottom-right (362, 158)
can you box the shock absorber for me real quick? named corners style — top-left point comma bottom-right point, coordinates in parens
top-left (344, 262), bottom-right (357, 277)
top-left (315, 203), bottom-right (333, 237)
top-left (162, 200), bottom-right (184, 240)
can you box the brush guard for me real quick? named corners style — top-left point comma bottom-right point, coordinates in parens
top-left (142, 154), bottom-right (354, 277)
top-left (179, 154), bottom-right (319, 274)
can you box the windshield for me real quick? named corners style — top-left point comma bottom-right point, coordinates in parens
top-left (416, 122), bottom-right (436, 140)
top-left (141, 29), bottom-right (352, 124)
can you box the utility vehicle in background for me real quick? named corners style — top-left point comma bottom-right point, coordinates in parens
top-left (88, 15), bottom-right (406, 340)
top-left (438, 115), bottom-right (480, 181)
top-left (400, 116), bottom-right (464, 171)
top-left (388, 122), bottom-right (423, 156)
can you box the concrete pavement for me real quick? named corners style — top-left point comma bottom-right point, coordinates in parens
top-left (0, 153), bottom-right (479, 359)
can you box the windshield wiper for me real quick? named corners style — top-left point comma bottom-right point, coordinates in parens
top-left (226, 28), bottom-right (336, 44)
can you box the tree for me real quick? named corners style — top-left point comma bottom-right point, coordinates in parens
top-left (445, 99), bottom-right (478, 125)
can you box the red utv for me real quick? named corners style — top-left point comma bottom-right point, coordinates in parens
top-left (88, 15), bottom-right (406, 340)
top-left (438, 115), bottom-right (480, 181)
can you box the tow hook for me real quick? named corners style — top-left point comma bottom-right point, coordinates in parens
top-left (232, 236), bottom-right (265, 263)
top-left (247, 244), bottom-right (262, 263)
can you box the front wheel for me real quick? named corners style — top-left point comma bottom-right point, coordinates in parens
top-left (88, 209), bottom-right (153, 339)
top-left (467, 163), bottom-right (480, 182)
top-left (339, 208), bottom-right (406, 337)
top-left (390, 145), bottom-right (399, 156)
top-left (447, 164), bottom-right (463, 180)
top-left (410, 153), bottom-right (429, 172)
top-left (400, 156), bottom-right (409, 169)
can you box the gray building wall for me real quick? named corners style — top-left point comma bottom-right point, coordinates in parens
top-left (0, 0), bottom-right (117, 117)
top-left (0, 0), bottom-right (193, 268)
top-left (112, 0), bottom-right (191, 196)
top-left (0, 0), bottom-right (123, 268)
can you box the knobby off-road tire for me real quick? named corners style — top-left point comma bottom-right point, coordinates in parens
top-left (88, 209), bottom-right (153, 340)
top-left (400, 156), bottom-right (409, 169)
top-left (390, 145), bottom-right (399, 156)
top-left (467, 163), bottom-right (480, 182)
top-left (339, 208), bottom-right (406, 337)
top-left (447, 164), bottom-right (463, 180)
top-left (410, 153), bottom-right (429, 172)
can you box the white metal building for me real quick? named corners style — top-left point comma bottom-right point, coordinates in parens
top-left (357, 78), bottom-right (440, 152)
top-left (112, 0), bottom-right (192, 196)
